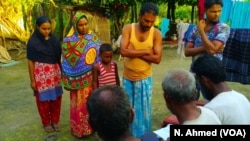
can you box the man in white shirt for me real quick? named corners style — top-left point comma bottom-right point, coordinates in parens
top-left (191, 54), bottom-right (250, 124)
top-left (146, 68), bottom-right (221, 141)
top-left (161, 68), bottom-right (221, 125)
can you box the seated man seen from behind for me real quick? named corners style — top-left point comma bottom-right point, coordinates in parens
top-left (87, 85), bottom-right (159, 141)
top-left (161, 68), bottom-right (221, 125)
top-left (191, 54), bottom-right (250, 124)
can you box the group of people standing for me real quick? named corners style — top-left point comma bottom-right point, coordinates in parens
top-left (27, 12), bottom-right (118, 137)
top-left (27, 1), bottom-right (161, 138)
top-left (26, 0), bottom-right (250, 140)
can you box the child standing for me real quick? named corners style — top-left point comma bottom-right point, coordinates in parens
top-left (93, 43), bottom-right (120, 89)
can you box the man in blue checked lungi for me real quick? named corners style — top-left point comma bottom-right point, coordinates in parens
top-left (120, 2), bottom-right (163, 138)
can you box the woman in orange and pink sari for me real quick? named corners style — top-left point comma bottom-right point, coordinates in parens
top-left (61, 13), bottom-right (101, 137)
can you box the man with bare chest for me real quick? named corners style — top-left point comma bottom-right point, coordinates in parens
top-left (120, 2), bottom-right (162, 138)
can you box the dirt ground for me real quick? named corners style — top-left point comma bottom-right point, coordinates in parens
top-left (0, 48), bottom-right (249, 141)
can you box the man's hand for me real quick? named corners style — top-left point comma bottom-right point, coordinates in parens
top-left (198, 19), bottom-right (206, 33)
top-left (127, 43), bottom-right (151, 56)
top-left (217, 46), bottom-right (224, 53)
top-left (128, 43), bottom-right (134, 50)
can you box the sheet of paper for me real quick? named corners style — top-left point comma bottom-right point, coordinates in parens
top-left (153, 124), bottom-right (171, 140)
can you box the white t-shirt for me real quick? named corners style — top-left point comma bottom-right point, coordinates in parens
top-left (153, 106), bottom-right (221, 140)
top-left (183, 106), bottom-right (221, 125)
top-left (205, 90), bottom-right (250, 124)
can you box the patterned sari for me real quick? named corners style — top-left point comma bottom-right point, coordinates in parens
top-left (61, 13), bottom-right (101, 137)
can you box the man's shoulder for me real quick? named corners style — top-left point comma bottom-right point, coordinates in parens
top-left (123, 23), bottom-right (134, 29)
top-left (152, 27), bottom-right (162, 39)
top-left (199, 106), bottom-right (217, 115)
top-left (217, 22), bottom-right (230, 29)
top-left (204, 90), bottom-right (244, 108)
top-left (153, 27), bottom-right (161, 33)
top-left (231, 90), bottom-right (250, 101)
top-left (122, 24), bottom-right (133, 33)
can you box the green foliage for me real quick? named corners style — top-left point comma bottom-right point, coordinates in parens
top-left (63, 0), bottom-right (136, 6)
top-left (175, 5), bottom-right (193, 21)
top-left (7, 0), bottom-right (43, 4)
top-left (158, 3), bottom-right (168, 17)
top-left (136, 0), bottom-right (166, 5)
top-left (105, 0), bottom-right (136, 5)
top-left (178, 0), bottom-right (197, 6)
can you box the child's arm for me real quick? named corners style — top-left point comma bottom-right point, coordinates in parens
top-left (114, 62), bottom-right (120, 86)
top-left (92, 64), bottom-right (99, 90)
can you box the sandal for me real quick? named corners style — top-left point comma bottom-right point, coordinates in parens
top-left (52, 124), bottom-right (61, 132)
top-left (44, 134), bottom-right (58, 141)
top-left (44, 125), bottom-right (54, 133)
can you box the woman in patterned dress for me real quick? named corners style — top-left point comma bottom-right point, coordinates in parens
top-left (61, 13), bottom-right (101, 137)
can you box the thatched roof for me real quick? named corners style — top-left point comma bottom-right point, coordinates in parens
top-left (0, 2), bottom-right (111, 62)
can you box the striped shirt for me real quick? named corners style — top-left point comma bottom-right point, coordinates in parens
top-left (98, 61), bottom-right (117, 87)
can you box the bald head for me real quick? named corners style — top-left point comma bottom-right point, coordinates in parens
top-left (87, 85), bottom-right (132, 140)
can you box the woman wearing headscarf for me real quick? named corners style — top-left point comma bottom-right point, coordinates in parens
top-left (61, 13), bottom-right (101, 137)
top-left (27, 16), bottom-right (63, 133)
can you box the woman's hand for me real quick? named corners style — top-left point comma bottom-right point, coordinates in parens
top-left (30, 81), bottom-right (37, 91)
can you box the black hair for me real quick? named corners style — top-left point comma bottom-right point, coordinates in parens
top-left (191, 54), bottom-right (226, 84)
top-left (99, 43), bottom-right (113, 54)
top-left (36, 15), bottom-right (51, 26)
top-left (204, 0), bottom-right (223, 9)
top-left (87, 85), bottom-right (132, 141)
top-left (139, 2), bottom-right (159, 16)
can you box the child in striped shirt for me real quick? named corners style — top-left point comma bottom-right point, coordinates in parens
top-left (93, 43), bottom-right (120, 89)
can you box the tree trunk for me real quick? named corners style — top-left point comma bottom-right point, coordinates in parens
top-left (167, 4), bottom-right (171, 19)
top-left (171, 1), bottom-right (176, 22)
top-left (21, 5), bottom-right (27, 30)
top-left (131, 5), bottom-right (137, 23)
top-left (134, 3), bottom-right (137, 22)
top-left (167, 0), bottom-right (177, 40)
top-left (167, 0), bottom-right (176, 22)
top-left (41, 3), bottom-right (47, 16)
top-left (35, 3), bottom-right (44, 17)
top-left (58, 1), bottom-right (64, 41)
